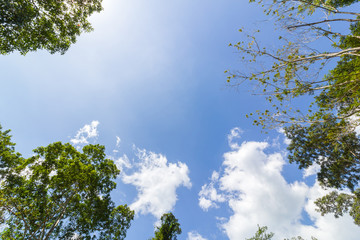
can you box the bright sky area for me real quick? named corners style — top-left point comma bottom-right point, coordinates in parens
top-left (1, 0), bottom-right (360, 239)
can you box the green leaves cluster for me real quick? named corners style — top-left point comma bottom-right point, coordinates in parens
top-left (229, 0), bottom-right (360, 226)
top-left (150, 212), bottom-right (182, 240)
top-left (0, 0), bottom-right (103, 54)
top-left (286, 117), bottom-right (360, 191)
top-left (0, 125), bottom-right (134, 239)
top-left (315, 190), bottom-right (360, 224)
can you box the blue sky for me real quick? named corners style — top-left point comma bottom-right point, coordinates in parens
top-left (1, 0), bottom-right (360, 239)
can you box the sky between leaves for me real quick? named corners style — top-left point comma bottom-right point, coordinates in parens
top-left (1, 0), bottom-right (360, 239)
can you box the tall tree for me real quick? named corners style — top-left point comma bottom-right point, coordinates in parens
top-left (150, 212), bottom-right (182, 240)
top-left (227, 0), bottom-right (360, 225)
top-left (0, 125), bottom-right (134, 239)
top-left (0, 0), bottom-right (103, 55)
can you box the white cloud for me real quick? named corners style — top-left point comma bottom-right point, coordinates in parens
top-left (297, 182), bottom-right (360, 240)
top-left (347, 115), bottom-right (360, 136)
top-left (199, 127), bottom-right (360, 240)
top-left (122, 148), bottom-right (191, 218)
top-left (199, 171), bottom-right (226, 211)
top-left (69, 125), bottom-right (190, 219)
top-left (277, 128), bottom-right (291, 145)
top-left (220, 141), bottom-right (308, 239)
top-left (113, 136), bottom-right (122, 153)
top-left (70, 121), bottom-right (99, 145)
top-left (114, 154), bottom-right (132, 172)
top-left (187, 231), bottom-right (207, 240)
top-left (227, 127), bottom-right (243, 150)
top-left (303, 162), bottom-right (321, 178)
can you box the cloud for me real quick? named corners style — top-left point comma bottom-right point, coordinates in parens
top-left (347, 115), bottom-right (360, 136)
top-left (277, 128), bottom-right (291, 145)
top-left (69, 123), bottom-right (190, 219)
top-left (303, 162), bottom-right (321, 178)
top-left (70, 121), bottom-right (99, 145)
top-left (114, 154), bottom-right (132, 172)
top-left (116, 136), bottom-right (121, 148)
top-left (199, 127), bottom-right (360, 240)
top-left (199, 171), bottom-right (226, 211)
top-left (227, 127), bottom-right (243, 149)
top-left (113, 136), bottom-right (122, 153)
top-left (297, 182), bottom-right (360, 240)
top-left (122, 148), bottom-right (191, 218)
top-left (187, 231), bottom-right (207, 240)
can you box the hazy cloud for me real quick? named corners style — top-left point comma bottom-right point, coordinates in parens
top-left (116, 136), bottom-right (121, 148)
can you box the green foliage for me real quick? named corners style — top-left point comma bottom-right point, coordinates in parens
top-left (247, 225), bottom-right (318, 240)
top-left (246, 225), bottom-right (274, 240)
top-left (315, 190), bottom-right (360, 225)
top-left (285, 118), bottom-right (360, 191)
top-left (315, 190), bottom-right (354, 217)
top-left (229, 0), bottom-right (360, 226)
top-left (0, 125), bottom-right (134, 239)
top-left (0, 0), bottom-right (103, 55)
top-left (150, 212), bottom-right (182, 240)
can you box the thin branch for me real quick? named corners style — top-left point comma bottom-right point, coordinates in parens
top-left (292, 0), bottom-right (360, 17)
top-left (233, 46), bottom-right (360, 84)
top-left (288, 18), bottom-right (360, 30)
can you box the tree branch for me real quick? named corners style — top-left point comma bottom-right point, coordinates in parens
top-left (44, 192), bottom-right (77, 240)
top-left (291, 0), bottom-right (360, 17)
top-left (288, 18), bottom-right (360, 30)
top-left (2, 197), bottom-right (29, 237)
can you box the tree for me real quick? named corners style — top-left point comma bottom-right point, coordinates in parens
top-left (227, 0), bottom-right (360, 225)
top-left (246, 226), bottom-right (274, 240)
top-left (0, 0), bottom-right (103, 55)
top-left (0, 125), bottom-right (134, 239)
top-left (247, 225), bottom-right (318, 240)
top-left (150, 212), bottom-right (182, 240)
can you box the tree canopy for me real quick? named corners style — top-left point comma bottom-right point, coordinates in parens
top-left (228, 0), bottom-right (360, 225)
top-left (0, 0), bottom-right (103, 55)
top-left (0, 125), bottom-right (134, 239)
top-left (150, 212), bottom-right (182, 240)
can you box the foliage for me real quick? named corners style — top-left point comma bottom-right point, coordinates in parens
top-left (228, 0), bottom-right (360, 225)
top-left (247, 225), bottom-right (318, 240)
top-left (0, 125), bottom-right (134, 239)
top-left (246, 225), bottom-right (274, 240)
top-left (286, 118), bottom-right (360, 191)
top-left (0, 0), bottom-right (103, 55)
top-left (150, 212), bottom-right (182, 240)
top-left (315, 190), bottom-right (360, 225)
